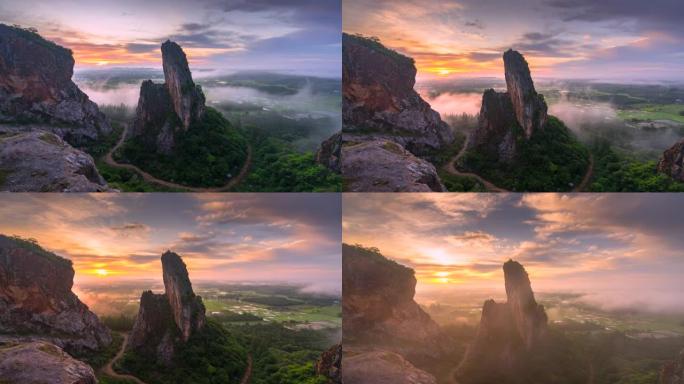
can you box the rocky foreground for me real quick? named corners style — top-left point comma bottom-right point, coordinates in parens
top-left (129, 40), bottom-right (206, 154)
top-left (658, 138), bottom-right (684, 182)
top-left (0, 128), bottom-right (109, 191)
top-left (467, 49), bottom-right (548, 163)
top-left (339, 34), bottom-right (454, 191)
top-left (0, 235), bottom-right (112, 354)
top-left (0, 341), bottom-right (97, 384)
top-left (127, 250), bottom-right (206, 365)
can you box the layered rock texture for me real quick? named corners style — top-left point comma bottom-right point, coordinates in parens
top-left (341, 34), bottom-right (455, 191)
top-left (658, 138), bottom-right (684, 181)
top-left (0, 24), bottom-right (111, 144)
top-left (0, 128), bottom-right (109, 191)
top-left (130, 41), bottom-right (206, 154)
top-left (0, 235), bottom-right (112, 355)
top-left (468, 50), bottom-right (548, 162)
top-left (343, 244), bottom-right (442, 359)
top-left (342, 34), bottom-right (453, 154)
top-left (342, 140), bottom-right (445, 192)
top-left (456, 260), bottom-right (548, 382)
top-left (0, 341), bottom-right (97, 384)
top-left (127, 250), bottom-right (206, 365)
top-left (316, 131), bottom-right (342, 173)
top-left (343, 348), bottom-right (437, 384)
top-left (316, 343), bottom-right (342, 384)
top-left (660, 349), bottom-right (684, 384)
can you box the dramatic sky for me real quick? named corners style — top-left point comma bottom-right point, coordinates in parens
top-left (343, 194), bottom-right (684, 309)
top-left (0, 0), bottom-right (341, 77)
top-left (344, 0), bottom-right (684, 81)
top-left (0, 194), bottom-right (341, 292)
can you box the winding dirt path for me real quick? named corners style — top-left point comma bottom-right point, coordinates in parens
top-left (240, 354), bottom-right (253, 384)
top-left (104, 124), bottom-right (252, 192)
top-left (442, 134), bottom-right (509, 192)
top-left (442, 133), bottom-right (594, 193)
top-left (101, 333), bottom-right (147, 384)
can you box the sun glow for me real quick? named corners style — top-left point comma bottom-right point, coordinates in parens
top-left (95, 268), bottom-right (109, 277)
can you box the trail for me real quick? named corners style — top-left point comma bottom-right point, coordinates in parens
top-left (240, 354), bottom-right (253, 384)
top-left (101, 333), bottom-right (147, 384)
top-left (442, 134), bottom-right (509, 192)
top-left (573, 154), bottom-right (594, 192)
top-left (104, 124), bottom-right (252, 192)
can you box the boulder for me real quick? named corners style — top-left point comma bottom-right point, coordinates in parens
top-left (657, 138), bottom-right (684, 181)
top-left (0, 235), bottom-right (112, 355)
top-left (0, 341), bottom-right (96, 384)
top-left (0, 128), bottom-right (110, 192)
top-left (0, 24), bottom-right (111, 144)
top-left (316, 344), bottom-right (342, 384)
top-left (342, 348), bottom-right (437, 384)
top-left (316, 131), bottom-right (342, 173)
top-left (342, 139), bottom-right (445, 192)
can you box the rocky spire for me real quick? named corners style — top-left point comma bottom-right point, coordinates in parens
top-left (161, 40), bottom-right (206, 130)
top-left (161, 250), bottom-right (206, 342)
top-left (127, 250), bottom-right (206, 365)
top-left (503, 259), bottom-right (547, 349)
top-left (503, 49), bottom-right (548, 138)
top-left (456, 259), bottom-right (547, 381)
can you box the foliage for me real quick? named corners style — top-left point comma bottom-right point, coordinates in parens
top-left (101, 314), bottom-right (136, 332)
top-left (96, 161), bottom-right (176, 192)
top-left (79, 333), bottom-right (123, 370)
top-left (0, 234), bottom-right (71, 266)
top-left (227, 323), bottom-right (333, 384)
top-left (119, 319), bottom-right (247, 384)
top-left (235, 129), bottom-right (341, 192)
top-left (118, 108), bottom-right (248, 188)
top-left (343, 33), bottom-right (414, 65)
top-left (438, 170), bottom-right (486, 192)
top-left (589, 140), bottom-right (684, 192)
top-left (463, 116), bottom-right (590, 191)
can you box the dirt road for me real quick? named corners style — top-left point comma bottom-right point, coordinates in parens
top-left (573, 154), bottom-right (594, 192)
top-left (101, 333), bottom-right (147, 384)
top-left (240, 354), bottom-right (253, 384)
top-left (442, 134), bottom-right (509, 192)
top-left (104, 124), bottom-right (252, 192)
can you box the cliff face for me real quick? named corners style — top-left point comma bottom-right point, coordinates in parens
top-left (456, 260), bottom-right (547, 382)
top-left (0, 235), bottom-right (111, 355)
top-left (342, 244), bottom-right (442, 357)
top-left (0, 128), bottom-right (110, 192)
top-left (660, 349), bottom-right (684, 384)
top-left (0, 341), bottom-right (97, 384)
top-left (342, 348), bottom-right (437, 384)
top-left (657, 138), bottom-right (684, 181)
top-left (127, 250), bottom-right (205, 365)
top-left (316, 131), bottom-right (342, 173)
top-left (468, 50), bottom-right (547, 162)
top-left (0, 24), bottom-right (111, 144)
top-left (342, 34), bottom-right (454, 155)
top-left (130, 41), bottom-right (206, 154)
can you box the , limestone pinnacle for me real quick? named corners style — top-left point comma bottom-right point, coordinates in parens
top-left (503, 49), bottom-right (548, 138)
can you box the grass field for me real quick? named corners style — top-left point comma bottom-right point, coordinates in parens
top-left (618, 103), bottom-right (684, 123)
top-left (204, 298), bottom-right (341, 328)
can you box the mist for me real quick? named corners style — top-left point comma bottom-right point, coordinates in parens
top-left (420, 90), bottom-right (483, 117)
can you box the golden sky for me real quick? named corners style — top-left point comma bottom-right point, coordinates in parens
top-left (343, 194), bottom-right (684, 300)
top-left (0, 194), bottom-right (341, 292)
